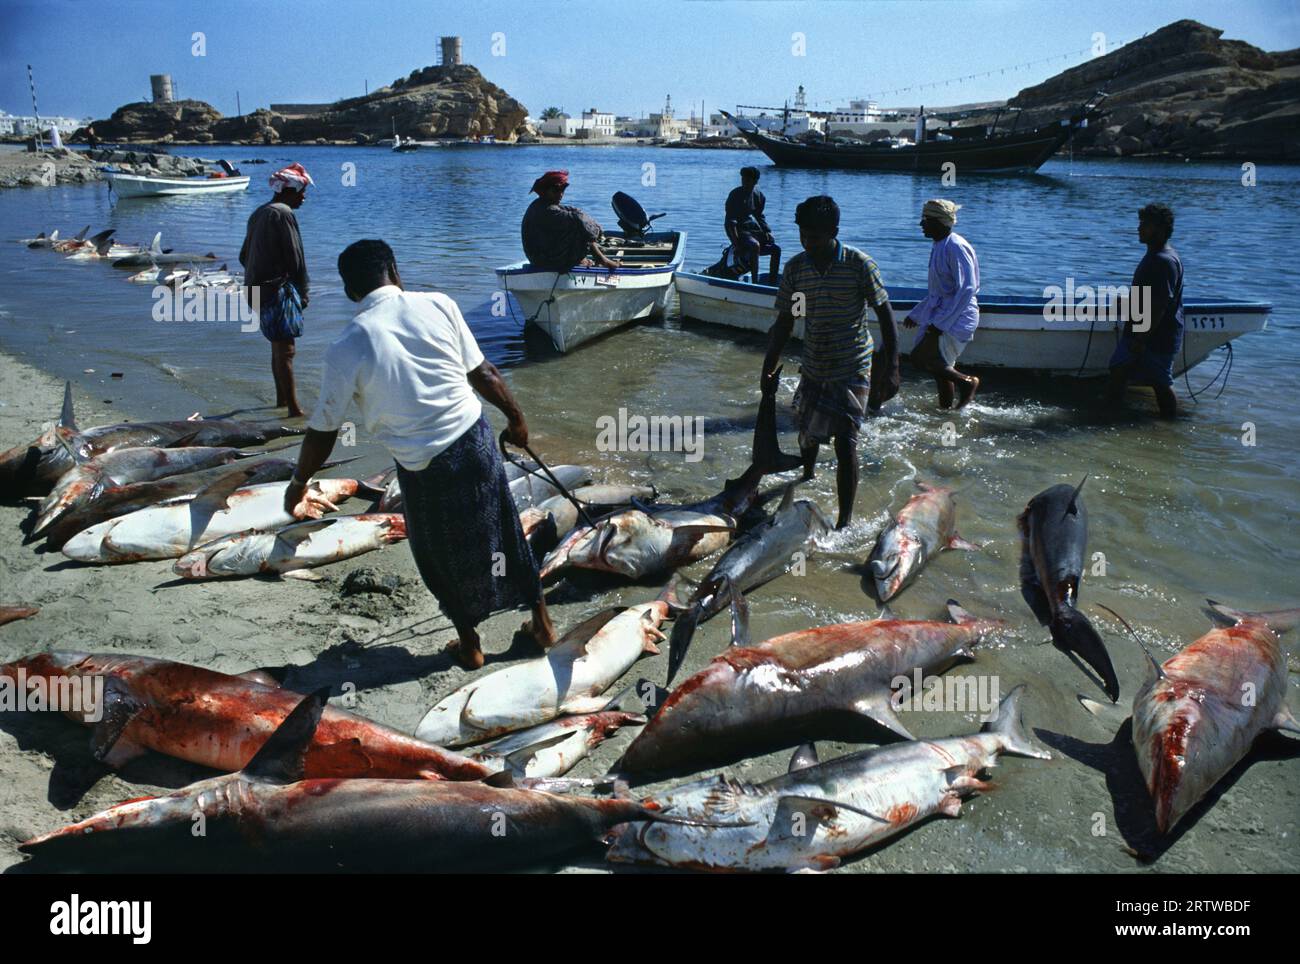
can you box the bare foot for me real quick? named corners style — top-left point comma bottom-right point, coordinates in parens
top-left (445, 639), bottom-right (484, 670)
top-left (521, 617), bottom-right (557, 651)
top-left (287, 406), bottom-right (305, 418)
top-left (835, 515), bottom-right (852, 531)
top-left (956, 376), bottom-right (980, 410)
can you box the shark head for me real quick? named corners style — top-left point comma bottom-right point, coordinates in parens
top-left (870, 527), bottom-right (924, 601)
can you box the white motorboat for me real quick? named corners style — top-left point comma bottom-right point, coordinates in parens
top-left (673, 270), bottom-right (1270, 377)
top-left (104, 171), bottom-right (250, 198)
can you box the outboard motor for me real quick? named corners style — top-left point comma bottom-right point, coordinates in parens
top-left (612, 191), bottom-right (666, 240)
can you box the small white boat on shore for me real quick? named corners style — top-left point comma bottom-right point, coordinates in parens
top-left (673, 270), bottom-right (1270, 377)
top-left (496, 194), bottom-right (687, 353)
top-left (104, 171), bottom-right (250, 198)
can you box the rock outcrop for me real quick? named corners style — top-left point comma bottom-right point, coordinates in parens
top-left (74, 64), bottom-right (528, 145)
top-left (279, 64), bottom-right (528, 141)
top-left (1006, 20), bottom-right (1300, 160)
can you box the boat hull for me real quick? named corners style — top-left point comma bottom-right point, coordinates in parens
top-left (106, 173), bottom-right (251, 198)
top-left (673, 271), bottom-right (1270, 377)
top-left (497, 231), bottom-right (686, 353)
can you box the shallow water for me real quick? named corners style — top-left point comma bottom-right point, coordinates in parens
top-left (0, 146), bottom-right (1296, 871)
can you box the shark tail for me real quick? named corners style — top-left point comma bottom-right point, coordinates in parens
top-left (1050, 607), bottom-right (1119, 702)
top-left (982, 684), bottom-right (1051, 759)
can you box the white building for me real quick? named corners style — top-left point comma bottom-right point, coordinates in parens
top-left (580, 108), bottom-right (614, 137)
top-left (540, 108), bottom-right (616, 138)
top-left (1, 113), bottom-right (88, 136)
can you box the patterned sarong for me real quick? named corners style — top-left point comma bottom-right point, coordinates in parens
top-left (792, 373), bottom-right (871, 448)
top-left (396, 416), bottom-right (541, 628)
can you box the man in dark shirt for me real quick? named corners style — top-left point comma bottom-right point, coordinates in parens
top-left (1104, 202), bottom-right (1184, 419)
top-left (520, 170), bottom-right (619, 272)
top-left (725, 166), bottom-right (781, 281)
top-left (240, 162), bottom-right (313, 417)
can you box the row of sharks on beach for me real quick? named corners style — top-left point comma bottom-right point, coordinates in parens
top-left (2, 375), bottom-right (1296, 871)
top-left (19, 225), bottom-right (238, 291)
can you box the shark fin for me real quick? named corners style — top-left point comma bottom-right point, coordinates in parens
top-left (777, 482), bottom-right (796, 513)
top-left (190, 464), bottom-right (267, 514)
top-left (89, 676), bottom-right (146, 763)
top-left (281, 568), bottom-right (324, 581)
top-left (501, 731), bottom-right (576, 775)
top-left (73, 225), bottom-right (89, 242)
top-left (851, 694), bottom-right (915, 740)
top-left (788, 743), bottom-right (819, 773)
top-left (1272, 705), bottom-right (1300, 738)
top-left (1061, 474), bottom-right (1088, 521)
top-left (58, 381), bottom-right (76, 430)
top-left (241, 687), bottom-right (331, 784)
top-left (275, 518), bottom-right (338, 546)
top-left (150, 231), bottom-right (163, 255)
top-left (947, 533), bottom-right (980, 551)
top-left (727, 576), bottom-right (751, 648)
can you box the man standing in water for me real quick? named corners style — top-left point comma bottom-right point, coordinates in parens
top-left (1104, 203), bottom-right (1184, 419)
top-left (240, 162), bottom-right (313, 417)
top-left (761, 196), bottom-right (900, 530)
top-left (284, 240), bottom-right (558, 669)
top-left (725, 166), bottom-right (781, 281)
top-left (903, 199), bottom-right (981, 409)
top-left (521, 170), bottom-right (620, 272)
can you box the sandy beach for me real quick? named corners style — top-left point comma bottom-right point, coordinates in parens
top-left (2, 341), bottom-right (1297, 874)
top-left (0, 350), bottom-right (558, 871)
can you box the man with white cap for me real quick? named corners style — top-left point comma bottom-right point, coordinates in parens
top-left (240, 162), bottom-right (314, 416)
top-left (903, 199), bottom-right (981, 409)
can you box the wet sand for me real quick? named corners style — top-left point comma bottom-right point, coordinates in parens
top-left (1, 346), bottom-right (1296, 874)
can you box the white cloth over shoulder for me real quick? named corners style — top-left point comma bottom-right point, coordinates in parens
top-left (909, 232), bottom-right (980, 348)
top-left (308, 286), bottom-right (486, 470)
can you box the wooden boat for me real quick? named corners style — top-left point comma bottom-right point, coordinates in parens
top-left (673, 270), bottom-right (1270, 377)
top-left (720, 94), bottom-right (1106, 174)
top-left (104, 171), bottom-right (250, 198)
top-left (497, 231), bottom-right (687, 352)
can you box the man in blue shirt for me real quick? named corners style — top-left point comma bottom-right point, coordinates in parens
top-left (1104, 203), bottom-right (1184, 419)
top-left (903, 199), bottom-right (981, 409)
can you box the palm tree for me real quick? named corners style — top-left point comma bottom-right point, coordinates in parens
top-left (540, 107), bottom-right (563, 120)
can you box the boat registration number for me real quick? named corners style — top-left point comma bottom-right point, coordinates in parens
top-left (595, 273), bottom-right (620, 287)
top-left (1187, 315), bottom-right (1226, 330)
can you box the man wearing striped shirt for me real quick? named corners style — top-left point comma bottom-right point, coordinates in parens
top-left (761, 195), bottom-right (900, 530)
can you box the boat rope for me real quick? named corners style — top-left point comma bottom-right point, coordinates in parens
top-left (502, 272), bottom-right (564, 330)
top-left (498, 431), bottom-right (599, 530)
top-left (1182, 339), bottom-right (1234, 403)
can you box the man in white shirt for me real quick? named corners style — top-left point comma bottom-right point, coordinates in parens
top-left (903, 199), bottom-right (981, 409)
top-left (283, 240), bottom-right (556, 670)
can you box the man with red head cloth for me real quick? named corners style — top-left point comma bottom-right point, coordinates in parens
top-left (520, 170), bottom-right (619, 272)
top-left (240, 162), bottom-right (314, 417)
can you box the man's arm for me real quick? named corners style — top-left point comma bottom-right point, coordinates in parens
top-left (1129, 261), bottom-right (1170, 349)
top-left (762, 310), bottom-right (796, 386)
top-left (282, 428), bottom-right (340, 518)
top-left (468, 360), bottom-right (529, 446)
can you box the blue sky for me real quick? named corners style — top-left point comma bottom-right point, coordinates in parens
top-left (2, 0), bottom-right (1297, 121)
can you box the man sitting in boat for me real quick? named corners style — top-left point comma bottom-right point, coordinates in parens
top-left (761, 195), bottom-right (900, 530)
top-left (902, 199), bottom-right (981, 409)
top-left (725, 166), bottom-right (780, 281)
top-left (521, 170), bottom-right (620, 272)
top-left (1103, 203), bottom-right (1183, 419)
top-left (284, 240), bottom-right (559, 670)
